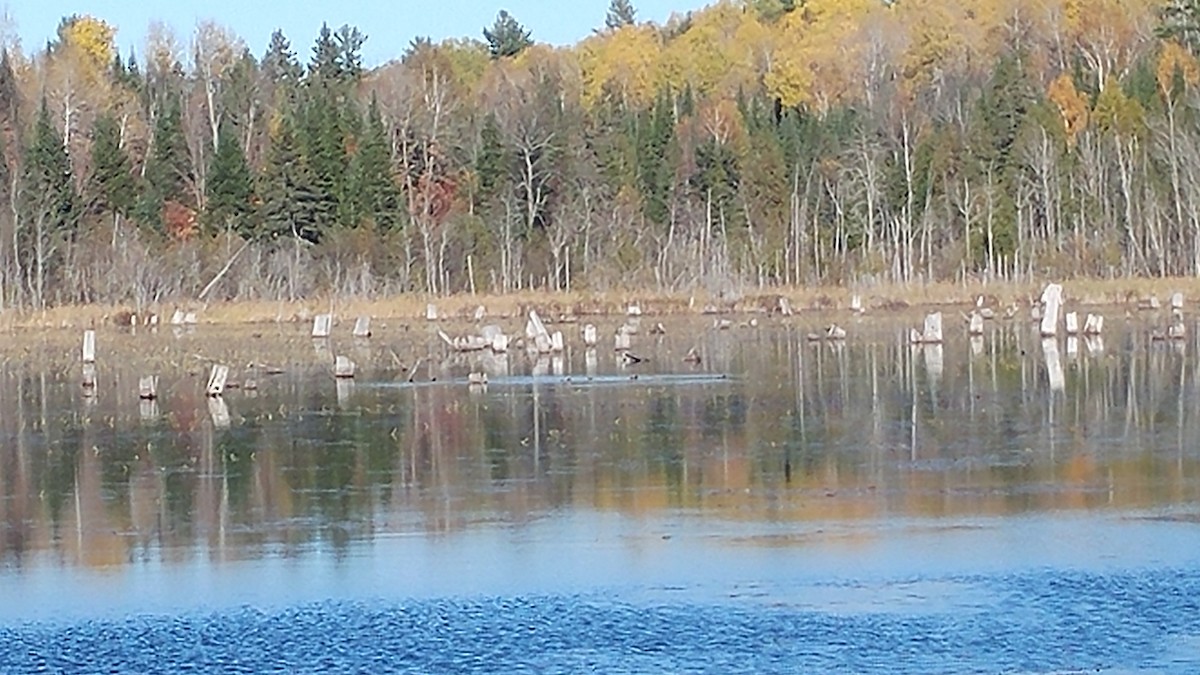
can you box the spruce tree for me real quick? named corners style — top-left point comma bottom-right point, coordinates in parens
top-left (88, 113), bottom-right (136, 217)
top-left (138, 95), bottom-right (193, 232)
top-left (205, 121), bottom-right (255, 235)
top-left (21, 102), bottom-right (77, 308)
top-left (483, 11), bottom-right (533, 59)
top-left (348, 96), bottom-right (402, 230)
top-left (605, 0), bottom-right (637, 30)
top-left (258, 115), bottom-right (322, 243)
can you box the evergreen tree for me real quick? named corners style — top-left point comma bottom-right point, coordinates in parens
top-left (88, 113), bottom-right (136, 217)
top-left (637, 89), bottom-right (675, 224)
top-left (605, 0), bottom-right (637, 30)
top-left (1159, 0), bottom-right (1200, 54)
top-left (263, 29), bottom-right (303, 84)
top-left (476, 112), bottom-right (509, 203)
top-left (348, 96), bottom-right (402, 230)
top-left (205, 121), bottom-right (255, 235)
top-left (299, 94), bottom-right (345, 229)
top-left (335, 25), bottom-right (366, 81)
top-left (309, 23), bottom-right (341, 83)
top-left (0, 49), bottom-right (18, 136)
top-left (483, 11), bottom-right (533, 59)
top-left (138, 94), bottom-right (193, 232)
top-left (259, 115), bottom-right (323, 243)
top-left (21, 102), bottom-right (77, 308)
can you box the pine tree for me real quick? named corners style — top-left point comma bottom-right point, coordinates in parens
top-left (605, 0), bottom-right (637, 30)
top-left (483, 11), bottom-right (533, 60)
top-left (88, 113), bottom-right (136, 217)
top-left (205, 121), bottom-right (255, 235)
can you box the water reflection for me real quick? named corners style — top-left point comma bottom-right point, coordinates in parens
top-left (1, 318), bottom-right (1199, 572)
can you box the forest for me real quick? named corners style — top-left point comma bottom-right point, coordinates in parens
top-left (0, 0), bottom-right (1198, 309)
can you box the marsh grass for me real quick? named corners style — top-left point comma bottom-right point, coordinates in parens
top-left (3, 277), bottom-right (1200, 331)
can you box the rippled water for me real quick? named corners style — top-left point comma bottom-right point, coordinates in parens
top-left (2, 313), bottom-right (1200, 672)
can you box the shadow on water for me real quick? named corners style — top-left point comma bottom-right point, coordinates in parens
top-left (2, 314), bottom-right (1200, 671)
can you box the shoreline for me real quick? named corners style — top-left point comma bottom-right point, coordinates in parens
top-left (3, 277), bottom-right (1199, 330)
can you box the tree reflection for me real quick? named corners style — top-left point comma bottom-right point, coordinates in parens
top-left (1, 318), bottom-right (1200, 570)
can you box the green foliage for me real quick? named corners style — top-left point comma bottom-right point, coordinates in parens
top-left (605, 0), bottom-right (638, 30)
top-left (637, 88), bottom-right (676, 224)
top-left (347, 96), bottom-right (403, 231)
top-left (258, 116), bottom-right (323, 243)
top-left (205, 121), bottom-right (255, 234)
top-left (88, 113), bottom-right (137, 217)
top-left (138, 94), bottom-right (192, 230)
top-left (22, 103), bottom-right (76, 226)
top-left (263, 29), bottom-right (303, 98)
top-left (483, 10), bottom-right (533, 59)
top-left (1159, 0), bottom-right (1200, 54)
top-left (476, 112), bottom-right (508, 201)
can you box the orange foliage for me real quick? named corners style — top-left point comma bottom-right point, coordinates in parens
top-left (163, 200), bottom-right (198, 240)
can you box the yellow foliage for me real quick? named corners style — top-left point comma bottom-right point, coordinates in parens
top-left (1047, 73), bottom-right (1089, 146)
top-left (658, 1), bottom-right (764, 97)
top-left (439, 39), bottom-right (491, 98)
top-left (894, 0), bottom-right (968, 91)
top-left (579, 25), bottom-right (662, 109)
top-left (765, 0), bottom-right (879, 112)
top-left (58, 15), bottom-right (116, 71)
top-left (1092, 76), bottom-right (1144, 137)
top-left (1157, 41), bottom-right (1200, 100)
top-left (696, 96), bottom-right (745, 147)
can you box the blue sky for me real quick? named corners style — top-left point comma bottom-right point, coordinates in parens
top-left (6, 0), bottom-right (711, 66)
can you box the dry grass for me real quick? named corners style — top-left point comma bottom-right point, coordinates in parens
top-left (4, 277), bottom-right (1200, 331)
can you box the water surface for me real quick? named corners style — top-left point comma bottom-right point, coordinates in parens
top-left (2, 313), bottom-right (1200, 672)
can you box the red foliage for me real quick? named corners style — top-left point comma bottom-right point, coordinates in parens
top-left (409, 173), bottom-right (459, 225)
top-left (163, 200), bottom-right (198, 240)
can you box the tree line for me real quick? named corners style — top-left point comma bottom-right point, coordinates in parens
top-left (0, 0), bottom-right (1196, 309)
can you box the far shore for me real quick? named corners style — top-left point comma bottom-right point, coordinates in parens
top-left (3, 277), bottom-right (1200, 330)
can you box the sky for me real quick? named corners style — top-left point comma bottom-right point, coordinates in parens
top-left (5, 0), bottom-right (712, 66)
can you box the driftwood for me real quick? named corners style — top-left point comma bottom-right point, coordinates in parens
top-left (808, 324), bottom-right (846, 341)
top-left (425, 303), bottom-right (439, 321)
top-left (1083, 314), bottom-right (1104, 336)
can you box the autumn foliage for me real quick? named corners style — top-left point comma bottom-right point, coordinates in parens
top-left (0, 1), bottom-right (1198, 308)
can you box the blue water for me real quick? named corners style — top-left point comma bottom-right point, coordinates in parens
top-left (3, 568), bottom-right (1199, 674)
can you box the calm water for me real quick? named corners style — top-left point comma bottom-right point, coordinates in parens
top-left (2, 313), bottom-right (1200, 673)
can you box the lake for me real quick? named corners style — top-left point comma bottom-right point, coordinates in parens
top-left (2, 311), bottom-right (1200, 673)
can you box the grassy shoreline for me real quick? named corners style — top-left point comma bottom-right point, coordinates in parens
top-left (3, 277), bottom-right (1199, 330)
